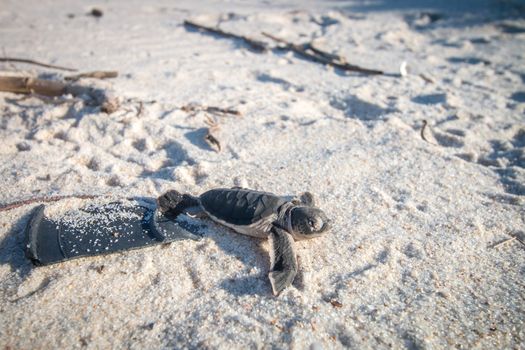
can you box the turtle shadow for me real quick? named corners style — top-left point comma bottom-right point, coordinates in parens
top-left (205, 228), bottom-right (273, 296)
top-left (219, 274), bottom-right (269, 297)
top-left (210, 227), bottom-right (308, 296)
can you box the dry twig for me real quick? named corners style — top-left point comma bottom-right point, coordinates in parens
top-left (184, 20), bottom-right (268, 52)
top-left (490, 236), bottom-right (516, 249)
top-left (0, 57), bottom-right (77, 72)
top-left (329, 299), bottom-right (343, 308)
top-left (65, 71), bottom-right (118, 81)
top-left (181, 103), bottom-right (241, 117)
top-left (0, 76), bottom-right (68, 96)
top-left (183, 19), bottom-right (383, 75)
top-left (262, 32), bottom-right (383, 75)
top-left (419, 73), bottom-right (434, 84)
top-left (0, 194), bottom-right (99, 212)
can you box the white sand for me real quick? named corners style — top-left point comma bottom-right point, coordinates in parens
top-left (1, 0), bottom-right (524, 348)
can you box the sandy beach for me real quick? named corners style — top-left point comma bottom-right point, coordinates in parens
top-left (1, 0), bottom-right (524, 348)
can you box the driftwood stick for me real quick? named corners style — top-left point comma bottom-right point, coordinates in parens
top-left (262, 32), bottom-right (383, 75)
top-left (184, 20), bottom-right (268, 52)
top-left (0, 76), bottom-right (67, 96)
top-left (181, 103), bottom-right (241, 117)
top-left (0, 57), bottom-right (77, 72)
top-left (0, 194), bottom-right (99, 212)
top-left (65, 71), bottom-right (118, 81)
top-left (308, 43), bottom-right (347, 63)
top-left (205, 106), bottom-right (241, 116)
top-left (0, 75), bottom-right (119, 113)
top-left (490, 236), bottom-right (516, 249)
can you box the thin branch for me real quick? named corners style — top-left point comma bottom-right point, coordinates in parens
top-left (262, 32), bottom-right (383, 75)
top-left (183, 19), bottom-right (383, 75)
top-left (65, 70), bottom-right (118, 81)
top-left (0, 57), bottom-right (77, 72)
top-left (181, 103), bottom-right (241, 117)
top-left (490, 236), bottom-right (516, 248)
top-left (0, 194), bottom-right (99, 212)
top-left (309, 43), bottom-right (346, 64)
top-left (184, 20), bottom-right (268, 52)
top-left (419, 73), bottom-right (434, 84)
top-left (205, 106), bottom-right (241, 116)
top-left (515, 236), bottom-right (525, 247)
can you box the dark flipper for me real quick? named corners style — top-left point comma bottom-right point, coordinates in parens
top-left (268, 227), bottom-right (298, 295)
top-left (157, 190), bottom-right (200, 218)
top-left (25, 201), bottom-right (201, 266)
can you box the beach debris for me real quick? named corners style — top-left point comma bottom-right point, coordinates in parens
top-left (400, 61), bottom-right (408, 77)
top-left (419, 73), bottom-right (434, 84)
top-left (0, 75), bottom-right (119, 113)
top-left (329, 299), bottom-right (343, 308)
top-left (204, 115), bottom-right (222, 152)
top-left (204, 132), bottom-right (221, 152)
top-left (183, 19), bottom-right (383, 75)
top-left (90, 264), bottom-right (105, 274)
top-left (270, 319), bottom-right (285, 331)
top-left (0, 194), bottom-right (99, 212)
top-left (420, 120), bottom-right (430, 142)
top-left (136, 101), bottom-right (144, 117)
top-left (0, 57), bottom-right (77, 71)
top-left (184, 20), bottom-right (268, 52)
top-left (181, 103), bottom-right (241, 117)
top-left (262, 32), bottom-right (384, 75)
top-left (89, 8), bottom-right (103, 18)
top-left (24, 202), bottom-right (203, 266)
top-left (65, 70), bottom-right (118, 81)
top-left (101, 96), bottom-right (120, 114)
top-left (157, 187), bottom-right (330, 295)
top-left (490, 236), bottom-right (516, 249)
top-left (419, 120), bottom-right (439, 144)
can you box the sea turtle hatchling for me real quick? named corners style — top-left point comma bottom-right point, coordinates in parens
top-left (157, 187), bottom-right (331, 295)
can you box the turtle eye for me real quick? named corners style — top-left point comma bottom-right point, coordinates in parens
top-left (308, 219), bottom-right (315, 228)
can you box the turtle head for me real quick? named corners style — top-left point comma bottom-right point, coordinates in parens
top-left (289, 206), bottom-right (330, 240)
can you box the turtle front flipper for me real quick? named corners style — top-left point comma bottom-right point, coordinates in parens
top-left (157, 190), bottom-right (200, 218)
top-left (268, 226), bottom-right (298, 295)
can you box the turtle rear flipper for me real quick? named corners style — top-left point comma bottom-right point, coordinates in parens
top-left (25, 201), bottom-right (201, 266)
top-left (268, 227), bottom-right (298, 295)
